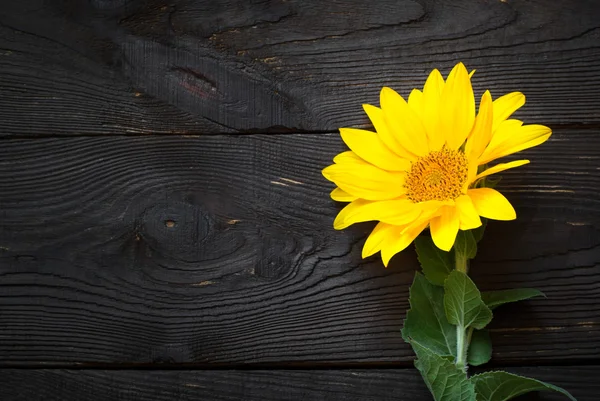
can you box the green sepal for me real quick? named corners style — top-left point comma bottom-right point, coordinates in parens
top-left (481, 288), bottom-right (545, 310)
top-left (485, 175), bottom-right (502, 189)
top-left (402, 272), bottom-right (457, 359)
top-left (411, 341), bottom-right (476, 401)
top-left (414, 236), bottom-right (453, 286)
top-left (471, 371), bottom-right (577, 401)
top-left (454, 230), bottom-right (477, 261)
top-left (472, 219), bottom-right (487, 243)
top-left (467, 329), bottom-right (492, 366)
top-left (444, 271), bottom-right (493, 330)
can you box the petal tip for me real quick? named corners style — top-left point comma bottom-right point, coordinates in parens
top-left (333, 221), bottom-right (345, 230)
top-left (381, 253), bottom-right (392, 267)
top-left (434, 239), bottom-right (453, 252)
top-left (322, 166), bottom-right (334, 181)
top-left (362, 103), bottom-right (377, 113)
top-left (451, 61), bottom-right (469, 76)
top-left (361, 246), bottom-right (375, 259)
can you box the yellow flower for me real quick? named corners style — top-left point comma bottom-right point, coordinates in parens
top-left (322, 62), bottom-right (551, 267)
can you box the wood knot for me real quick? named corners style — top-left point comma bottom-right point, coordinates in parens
top-left (135, 201), bottom-right (212, 260)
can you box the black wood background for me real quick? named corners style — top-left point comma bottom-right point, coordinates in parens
top-left (1, 0), bottom-right (599, 400)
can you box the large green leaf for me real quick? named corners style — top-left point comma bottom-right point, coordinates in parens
top-left (467, 329), bottom-right (491, 366)
top-left (472, 371), bottom-right (577, 401)
top-left (415, 236), bottom-right (453, 286)
top-left (481, 288), bottom-right (545, 310)
top-left (412, 341), bottom-right (476, 401)
top-left (402, 272), bottom-right (457, 358)
top-left (444, 271), bottom-right (493, 330)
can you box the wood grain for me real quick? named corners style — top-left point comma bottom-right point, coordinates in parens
top-left (0, 129), bottom-right (598, 365)
top-left (1, 367), bottom-right (598, 401)
top-left (1, 0), bottom-right (600, 135)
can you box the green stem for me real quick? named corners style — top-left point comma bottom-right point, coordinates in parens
top-left (454, 249), bottom-right (471, 372)
top-left (455, 325), bottom-right (467, 372)
top-left (466, 327), bottom-right (474, 346)
top-left (455, 252), bottom-right (468, 273)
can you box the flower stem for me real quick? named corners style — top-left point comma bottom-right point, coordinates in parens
top-left (455, 252), bottom-right (468, 273)
top-left (455, 325), bottom-right (467, 372)
top-left (455, 249), bottom-right (470, 372)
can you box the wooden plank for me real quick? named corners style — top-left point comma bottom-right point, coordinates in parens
top-left (1, 367), bottom-right (598, 401)
top-left (0, 129), bottom-right (598, 365)
top-left (1, 0), bottom-right (600, 135)
top-left (0, 2), bottom-right (233, 136)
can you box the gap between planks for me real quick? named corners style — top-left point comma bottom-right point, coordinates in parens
top-left (3, 358), bottom-right (600, 371)
top-left (2, 122), bottom-right (600, 140)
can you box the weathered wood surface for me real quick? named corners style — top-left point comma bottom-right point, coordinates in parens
top-left (1, 130), bottom-right (598, 365)
top-left (2, 0), bottom-right (599, 399)
top-left (1, 367), bottom-right (598, 401)
top-left (1, 0), bottom-right (600, 135)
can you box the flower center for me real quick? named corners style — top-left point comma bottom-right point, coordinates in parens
top-left (405, 147), bottom-right (468, 203)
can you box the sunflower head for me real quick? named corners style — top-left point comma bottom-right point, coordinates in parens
top-left (323, 62), bottom-right (551, 267)
top-left (404, 146), bottom-right (468, 203)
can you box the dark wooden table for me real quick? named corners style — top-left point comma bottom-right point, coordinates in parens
top-left (1, 0), bottom-right (599, 400)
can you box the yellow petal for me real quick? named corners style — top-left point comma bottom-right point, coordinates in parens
top-left (496, 133), bottom-right (551, 160)
top-left (475, 159), bottom-right (530, 181)
top-left (410, 88), bottom-right (444, 149)
top-left (423, 69), bottom-right (445, 96)
top-left (408, 199), bottom-right (450, 228)
top-left (430, 206), bottom-right (460, 251)
top-left (468, 188), bottom-right (516, 221)
top-left (465, 90), bottom-right (493, 162)
top-left (421, 69), bottom-right (445, 151)
top-left (492, 92), bottom-right (525, 133)
top-left (363, 222), bottom-right (396, 258)
top-left (464, 158), bottom-right (478, 194)
top-left (480, 124), bottom-right (551, 165)
top-left (469, 69), bottom-right (476, 78)
top-left (479, 119), bottom-right (523, 164)
top-left (455, 195), bottom-right (482, 230)
top-left (487, 119), bottom-right (524, 147)
top-left (381, 221), bottom-right (428, 267)
top-left (408, 88), bottom-right (424, 113)
top-left (322, 162), bottom-right (406, 201)
top-left (363, 104), bottom-right (416, 161)
top-left (331, 187), bottom-right (357, 202)
top-left (380, 87), bottom-right (429, 157)
top-left (439, 62), bottom-right (475, 150)
top-left (340, 128), bottom-right (411, 171)
top-left (378, 200), bottom-right (422, 225)
top-left (333, 199), bottom-right (368, 229)
top-left (333, 150), bottom-right (364, 165)
top-left (333, 198), bottom-right (420, 230)
top-left (464, 91), bottom-right (494, 190)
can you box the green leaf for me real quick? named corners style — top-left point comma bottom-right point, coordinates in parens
top-left (481, 288), bottom-right (545, 310)
top-left (415, 236), bottom-right (453, 286)
top-left (444, 271), bottom-right (492, 330)
top-left (471, 371), bottom-right (577, 401)
top-left (471, 218), bottom-right (487, 243)
top-left (467, 329), bottom-right (492, 366)
top-left (411, 341), bottom-right (476, 401)
top-left (454, 230), bottom-right (477, 260)
top-left (471, 305), bottom-right (493, 330)
top-left (402, 272), bottom-right (457, 358)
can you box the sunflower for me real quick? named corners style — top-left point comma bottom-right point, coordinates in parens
top-left (322, 62), bottom-right (551, 267)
